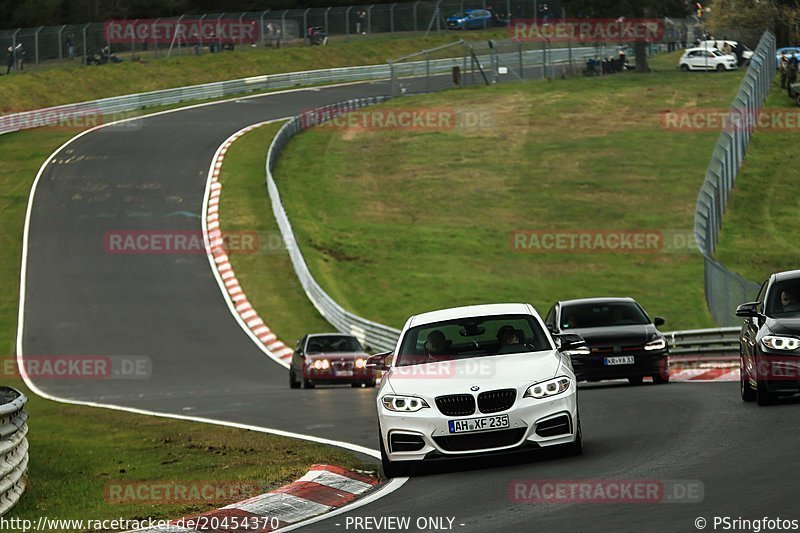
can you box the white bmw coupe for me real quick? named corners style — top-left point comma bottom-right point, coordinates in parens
top-left (367, 303), bottom-right (586, 478)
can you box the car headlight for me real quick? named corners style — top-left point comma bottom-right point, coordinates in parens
top-left (761, 335), bottom-right (800, 352)
top-left (644, 337), bottom-right (667, 351)
top-left (355, 358), bottom-right (366, 369)
top-left (312, 359), bottom-right (330, 370)
top-left (524, 376), bottom-right (572, 399)
top-left (381, 395), bottom-right (429, 412)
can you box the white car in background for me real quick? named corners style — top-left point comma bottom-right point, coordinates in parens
top-left (679, 47), bottom-right (738, 72)
top-left (367, 303), bottom-right (586, 478)
top-left (696, 40), bottom-right (754, 62)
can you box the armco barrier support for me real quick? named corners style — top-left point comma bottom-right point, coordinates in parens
top-left (0, 387), bottom-right (29, 517)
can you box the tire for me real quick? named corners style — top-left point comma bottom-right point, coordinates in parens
top-left (351, 382), bottom-right (363, 388)
top-left (303, 379), bottom-right (315, 389)
top-left (289, 368), bottom-right (301, 389)
top-left (379, 430), bottom-right (412, 478)
top-left (680, 64), bottom-right (690, 71)
top-left (628, 376), bottom-right (644, 386)
top-left (740, 359), bottom-right (756, 402)
top-left (366, 377), bottom-right (377, 388)
top-left (716, 64), bottom-right (725, 72)
top-left (652, 358), bottom-right (670, 384)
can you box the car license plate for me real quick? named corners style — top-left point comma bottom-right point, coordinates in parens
top-left (448, 414), bottom-right (510, 434)
top-left (604, 356), bottom-right (635, 365)
top-left (336, 370), bottom-right (354, 377)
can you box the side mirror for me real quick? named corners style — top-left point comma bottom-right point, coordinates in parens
top-left (735, 301), bottom-right (760, 318)
top-left (366, 351), bottom-right (392, 371)
top-left (555, 333), bottom-right (590, 356)
top-left (653, 316), bottom-right (666, 327)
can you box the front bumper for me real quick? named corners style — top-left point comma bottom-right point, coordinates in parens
top-left (572, 350), bottom-right (668, 381)
top-left (379, 389), bottom-right (578, 463)
top-left (752, 353), bottom-right (800, 395)
top-left (303, 368), bottom-right (376, 383)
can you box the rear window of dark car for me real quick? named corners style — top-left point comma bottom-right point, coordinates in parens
top-left (305, 336), bottom-right (363, 353)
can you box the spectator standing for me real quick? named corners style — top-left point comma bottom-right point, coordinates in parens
top-left (356, 10), bottom-right (366, 35)
top-left (66, 35), bottom-right (75, 60)
top-left (680, 24), bottom-right (688, 49)
top-left (780, 51), bottom-right (789, 88)
top-left (15, 44), bottom-right (25, 71)
top-left (787, 57), bottom-right (799, 97)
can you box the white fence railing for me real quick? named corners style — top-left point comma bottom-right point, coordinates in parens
top-left (266, 100), bottom-right (743, 358)
top-left (0, 388), bottom-right (29, 517)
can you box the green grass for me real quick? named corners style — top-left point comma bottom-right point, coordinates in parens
top-left (1, 30), bottom-right (507, 113)
top-left (712, 77), bottom-right (800, 284)
top-left (271, 51), bottom-right (746, 331)
top-left (0, 117), bottom-right (369, 528)
top-left (217, 122), bottom-right (332, 344)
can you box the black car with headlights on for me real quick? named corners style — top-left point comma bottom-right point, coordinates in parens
top-left (736, 269), bottom-right (800, 405)
top-left (544, 297), bottom-right (670, 385)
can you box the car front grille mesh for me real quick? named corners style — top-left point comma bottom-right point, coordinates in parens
top-left (435, 394), bottom-right (476, 416)
top-left (477, 389), bottom-right (516, 413)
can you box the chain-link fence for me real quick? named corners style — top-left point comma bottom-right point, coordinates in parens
top-left (0, 4), bottom-right (714, 72)
top-left (693, 30), bottom-right (775, 327)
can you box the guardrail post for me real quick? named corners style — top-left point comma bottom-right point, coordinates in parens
top-left (368, 5), bottom-right (374, 35)
top-left (239, 13), bottom-right (245, 45)
top-left (34, 26), bottom-right (42, 66)
top-left (281, 11), bottom-right (288, 45)
top-left (390, 3), bottom-right (397, 33)
top-left (217, 13), bottom-right (224, 51)
top-left (81, 24), bottom-right (88, 64)
top-left (259, 11), bottom-right (268, 46)
top-left (58, 25), bottom-right (65, 61)
top-left (325, 7), bottom-right (332, 34)
top-left (413, 1), bottom-right (419, 32)
top-left (199, 14), bottom-right (207, 50)
top-left (346, 6), bottom-right (353, 37)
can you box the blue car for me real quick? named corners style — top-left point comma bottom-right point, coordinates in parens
top-left (446, 9), bottom-right (492, 30)
top-left (776, 46), bottom-right (800, 68)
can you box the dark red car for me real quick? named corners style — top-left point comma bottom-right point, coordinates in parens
top-left (289, 333), bottom-right (377, 388)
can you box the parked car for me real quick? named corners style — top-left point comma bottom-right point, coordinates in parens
top-left (679, 47), bottom-right (738, 71)
top-left (695, 40), bottom-right (754, 63)
top-left (544, 297), bottom-right (670, 385)
top-left (446, 9), bottom-right (492, 30)
top-left (776, 46), bottom-right (800, 68)
top-left (736, 269), bottom-right (800, 405)
top-left (289, 333), bottom-right (376, 388)
top-left (368, 303), bottom-right (585, 478)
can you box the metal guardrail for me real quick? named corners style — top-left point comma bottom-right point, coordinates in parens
top-left (0, 42), bottom-right (605, 138)
top-left (266, 99), bottom-right (744, 357)
top-left (693, 30), bottom-right (775, 326)
top-left (0, 387), bottom-right (29, 517)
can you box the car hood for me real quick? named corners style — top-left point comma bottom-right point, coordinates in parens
top-left (386, 350), bottom-right (562, 396)
top-left (566, 324), bottom-right (658, 347)
top-left (306, 352), bottom-right (367, 361)
top-left (765, 317), bottom-right (800, 335)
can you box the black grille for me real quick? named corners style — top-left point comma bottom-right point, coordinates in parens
top-left (435, 394), bottom-right (476, 416)
top-left (434, 428), bottom-right (526, 452)
top-left (478, 389), bottom-right (517, 413)
top-left (535, 414), bottom-right (572, 437)
top-left (389, 433), bottom-right (425, 453)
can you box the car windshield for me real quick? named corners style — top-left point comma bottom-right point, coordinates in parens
top-left (712, 50), bottom-right (725, 56)
top-left (560, 302), bottom-right (650, 329)
top-left (451, 11), bottom-right (466, 17)
top-left (395, 314), bottom-right (551, 367)
top-left (765, 279), bottom-right (800, 317)
top-left (305, 335), bottom-right (363, 353)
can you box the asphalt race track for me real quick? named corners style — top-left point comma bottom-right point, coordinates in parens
top-left (20, 79), bottom-right (800, 532)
